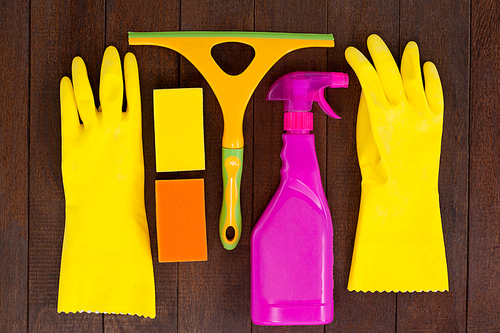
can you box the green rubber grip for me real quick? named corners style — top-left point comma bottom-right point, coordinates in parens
top-left (219, 147), bottom-right (243, 250)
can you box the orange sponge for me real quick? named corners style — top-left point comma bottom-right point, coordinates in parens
top-left (155, 179), bottom-right (207, 262)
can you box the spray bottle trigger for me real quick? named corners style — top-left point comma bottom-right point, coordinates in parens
top-left (315, 87), bottom-right (341, 119)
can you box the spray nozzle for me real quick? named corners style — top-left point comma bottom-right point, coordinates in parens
top-left (267, 72), bottom-right (349, 120)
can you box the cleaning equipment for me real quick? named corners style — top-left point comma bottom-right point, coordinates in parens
top-left (129, 31), bottom-right (335, 250)
top-left (58, 46), bottom-right (155, 317)
top-left (156, 179), bottom-right (208, 262)
top-left (346, 34), bottom-right (448, 292)
top-left (251, 71), bottom-right (348, 325)
top-left (154, 88), bottom-right (205, 172)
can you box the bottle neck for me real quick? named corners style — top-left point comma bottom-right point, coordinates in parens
top-left (287, 129), bottom-right (310, 134)
top-left (280, 134), bottom-right (322, 187)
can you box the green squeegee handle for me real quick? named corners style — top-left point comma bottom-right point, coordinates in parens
top-left (219, 147), bottom-right (243, 250)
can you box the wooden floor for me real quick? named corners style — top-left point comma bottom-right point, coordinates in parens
top-left (1, 0), bottom-right (499, 332)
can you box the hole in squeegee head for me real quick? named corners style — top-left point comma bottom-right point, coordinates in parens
top-left (211, 42), bottom-right (255, 76)
top-left (225, 226), bottom-right (235, 241)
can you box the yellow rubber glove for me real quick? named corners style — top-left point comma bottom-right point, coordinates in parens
top-left (346, 35), bottom-right (448, 292)
top-left (58, 46), bottom-right (155, 317)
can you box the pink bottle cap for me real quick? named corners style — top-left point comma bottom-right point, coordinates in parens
top-left (267, 71), bottom-right (349, 121)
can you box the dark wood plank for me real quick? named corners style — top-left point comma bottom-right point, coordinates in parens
top-left (104, 0), bottom-right (180, 331)
top-left (0, 1), bottom-right (29, 332)
top-left (253, 1), bottom-right (328, 332)
top-left (398, 1), bottom-right (470, 332)
top-left (0, 1), bottom-right (485, 331)
top-left (326, 1), bottom-right (399, 332)
top-left (469, 0), bottom-right (500, 331)
top-left (178, 1), bottom-right (255, 332)
top-left (29, 1), bottom-right (105, 331)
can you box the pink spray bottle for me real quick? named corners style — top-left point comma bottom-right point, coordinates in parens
top-left (251, 72), bottom-right (348, 326)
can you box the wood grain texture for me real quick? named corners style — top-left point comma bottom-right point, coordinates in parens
top-left (104, 0), bottom-right (180, 331)
top-left (178, 1), bottom-right (254, 332)
top-left (0, 1), bottom-right (29, 332)
top-left (29, 1), bottom-right (104, 332)
top-left (398, 0), bottom-right (469, 332)
top-left (326, 1), bottom-right (399, 332)
top-left (0, 1), bottom-right (497, 331)
top-left (253, 1), bottom-right (329, 332)
top-left (469, 0), bottom-right (500, 331)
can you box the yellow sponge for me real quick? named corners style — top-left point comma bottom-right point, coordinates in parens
top-left (156, 179), bottom-right (207, 262)
top-left (154, 88), bottom-right (205, 172)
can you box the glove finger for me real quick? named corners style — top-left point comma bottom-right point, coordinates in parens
top-left (72, 56), bottom-right (96, 128)
top-left (357, 91), bottom-right (381, 167)
top-left (423, 61), bottom-right (444, 115)
top-left (100, 46), bottom-right (124, 124)
top-left (124, 52), bottom-right (142, 126)
top-left (367, 34), bottom-right (404, 104)
top-left (357, 92), bottom-right (390, 183)
top-left (401, 41), bottom-right (428, 108)
top-left (60, 76), bottom-right (81, 139)
top-left (345, 46), bottom-right (387, 107)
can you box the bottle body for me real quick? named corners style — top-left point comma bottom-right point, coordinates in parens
top-left (251, 133), bottom-right (334, 326)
